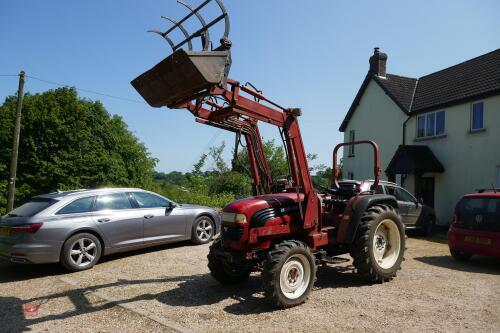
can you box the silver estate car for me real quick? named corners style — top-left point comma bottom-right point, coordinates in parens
top-left (338, 180), bottom-right (437, 235)
top-left (0, 188), bottom-right (220, 271)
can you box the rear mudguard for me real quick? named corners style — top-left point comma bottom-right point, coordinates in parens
top-left (337, 194), bottom-right (399, 244)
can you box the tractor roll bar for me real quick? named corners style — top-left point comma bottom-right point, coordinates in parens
top-left (332, 140), bottom-right (381, 191)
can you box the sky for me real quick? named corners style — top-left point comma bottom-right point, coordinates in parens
top-left (1, 0), bottom-right (499, 173)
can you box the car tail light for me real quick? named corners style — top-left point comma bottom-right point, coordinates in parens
top-left (11, 222), bottom-right (44, 234)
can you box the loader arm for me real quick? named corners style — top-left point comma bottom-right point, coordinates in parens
top-left (179, 79), bottom-right (319, 229)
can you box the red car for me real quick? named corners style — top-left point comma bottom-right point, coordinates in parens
top-left (448, 189), bottom-right (500, 260)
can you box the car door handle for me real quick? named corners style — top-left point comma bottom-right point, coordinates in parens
top-left (97, 218), bottom-right (111, 223)
top-left (144, 214), bottom-right (155, 220)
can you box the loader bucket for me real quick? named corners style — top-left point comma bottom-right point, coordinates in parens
top-left (131, 49), bottom-right (231, 108)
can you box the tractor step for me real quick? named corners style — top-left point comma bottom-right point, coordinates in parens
top-left (316, 250), bottom-right (350, 265)
top-left (323, 256), bottom-right (350, 264)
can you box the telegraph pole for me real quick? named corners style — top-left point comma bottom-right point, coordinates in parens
top-left (6, 71), bottom-right (26, 212)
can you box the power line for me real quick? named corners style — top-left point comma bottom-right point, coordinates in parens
top-left (189, 129), bottom-right (223, 169)
top-left (25, 75), bottom-right (146, 104)
top-left (2, 73), bottom-right (343, 124)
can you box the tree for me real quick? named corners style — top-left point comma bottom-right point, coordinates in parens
top-left (0, 87), bottom-right (157, 213)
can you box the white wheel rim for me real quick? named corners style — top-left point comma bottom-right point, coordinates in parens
top-left (196, 218), bottom-right (213, 241)
top-left (70, 238), bottom-right (97, 268)
top-left (279, 254), bottom-right (311, 300)
top-left (373, 219), bottom-right (401, 269)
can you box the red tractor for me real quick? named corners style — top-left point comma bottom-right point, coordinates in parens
top-left (132, 0), bottom-right (405, 308)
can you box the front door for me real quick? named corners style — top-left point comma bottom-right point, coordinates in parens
top-left (416, 176), bottom-right (435, 208)
top-left (130, 192), bottom-right (187, 244)
top-left (385, 185), bottom-right (421, 226)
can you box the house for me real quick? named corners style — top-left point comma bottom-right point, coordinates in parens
top-left (339, 48), bottom-right (500, 225)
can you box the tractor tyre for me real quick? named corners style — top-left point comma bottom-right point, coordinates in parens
top-left (262, 240), bottom-right (316, 308)
top-left (207, 238), bottom-right (250, 285)
top-left (350, 204), bottom-right (405, 283)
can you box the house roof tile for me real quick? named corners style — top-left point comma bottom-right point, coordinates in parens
top-left (411, 48), bottom-right (500, 112)
top-left (340, 48), bottom-right (500, 131)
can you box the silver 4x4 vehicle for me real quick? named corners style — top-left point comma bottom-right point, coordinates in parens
top-left (338, 180), bottom-right (436, 235)
top-left (0, 188), bottom-right (220, 271)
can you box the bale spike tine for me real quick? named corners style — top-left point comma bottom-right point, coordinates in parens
top-left (147, 29), bottom-right (176, 50)
top-left (214, 0), bottom-right (230, 39)
top-left (163, 0), bottom-right (212, 36)
top-left (177, 0), bottom-right (210, 51)
top-left (161, 16), bottom-right (193, 51)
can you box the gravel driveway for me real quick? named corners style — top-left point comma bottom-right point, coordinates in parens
top-left (1, 236), bottom-right (499, 333)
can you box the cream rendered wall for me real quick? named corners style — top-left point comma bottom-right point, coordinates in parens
top-left (405, 94), bottom-right (500, 225)
top-left (343, 79), bottom-right (407, 181)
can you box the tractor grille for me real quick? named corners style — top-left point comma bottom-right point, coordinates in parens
top-left (222, 225), bottom-right (245, 241)
top-left (250, 206), bottom-right (300, 227)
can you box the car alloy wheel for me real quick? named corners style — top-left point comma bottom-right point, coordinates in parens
top-left (69, 238), bottom-right (98, 268)
top-left (196, 218), bottom-right (213, 242)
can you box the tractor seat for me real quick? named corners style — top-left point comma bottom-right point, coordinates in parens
top-left (329, 184), bottom-right (359, 199)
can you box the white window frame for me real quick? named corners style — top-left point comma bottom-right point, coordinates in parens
top-left (470, 101), bottom-right (485, 131)
top-left (416, 110), bottom-right (445, 139)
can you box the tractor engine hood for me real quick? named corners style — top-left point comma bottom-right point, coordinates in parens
top-left (223, 193), bottom-right (305, 219)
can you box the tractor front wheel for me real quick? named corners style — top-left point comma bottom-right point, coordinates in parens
top-left (351, 204), bottom-right (405, 282)
top-left (207, 238), bottom-right (251, 285)
top-left (262, 240), bottom-right (316, 308)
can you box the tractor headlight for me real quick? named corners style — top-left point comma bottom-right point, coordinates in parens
top-left (235, 213), bottom-right (247, 223)
top-left (221, 212), bottom-right (247, 224)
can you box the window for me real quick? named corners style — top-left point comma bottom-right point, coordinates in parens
top-left (57, 196), bottom-right (95, 215)
top-left (348, 130), bottom-right (355, 156)
top-left (426, 112), bottom-right (435, 136)
top-left (397, 187), bottom-right (417, 203)
top-left (417, 116), bottom-right (426, 137)
top-left (131, 192), bottom-right (171, 209)
top-left (471, 101), bottom-right (484, 131)
top-left (386, 185), bottom-right (416, 203)
top-left (417, 111), bottom-right (445, 138)
top-left (436, 111), bottom-right (445, 135)
top-left (95, 192), bottom-right (133, 211)
top-left (8, 198), bottom-right (56, 217)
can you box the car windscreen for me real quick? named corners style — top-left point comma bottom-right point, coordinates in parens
top-left (7, 198), bottom-right (57, 217)
top-left (457, 197), bottom-right (500, 231)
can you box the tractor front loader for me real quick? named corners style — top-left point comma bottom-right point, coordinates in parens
top-left (132, 0), bottom-right (405, 308)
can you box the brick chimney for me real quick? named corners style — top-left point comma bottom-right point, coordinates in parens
top-left (369, 47), bottom-right (387, 78)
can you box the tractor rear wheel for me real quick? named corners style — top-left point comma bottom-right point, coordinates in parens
top-left (207, 238), bottom-right (250, 285)
top-left (262, 240), bottom-right (316, 308)
top-left (350, 204), bottom-right (405, 282)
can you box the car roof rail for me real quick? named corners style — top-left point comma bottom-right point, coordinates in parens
top-left (365, 179), bottom-right (397, 186)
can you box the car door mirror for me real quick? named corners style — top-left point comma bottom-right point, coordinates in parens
top-left (164, 202), bottom-right (176, 211)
